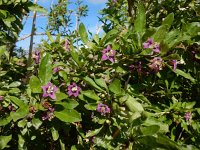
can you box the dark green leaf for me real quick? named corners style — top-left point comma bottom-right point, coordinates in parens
top-left (82, 90), bottom-right (100, 101)
top-left (55, 109), bottom-right (82, 123)
top-left (86, 126), bottom-right (103, 137)
top-left (51, 127), bottom-right (59, 141)
top-left (175, 69), bottom-right (196, 83)
top-left (109, 79), bottom-right (121, 95)
top-left (141, 125), bottom-right (160, 135)
top-left (0, 135), bottom-right (12, 149)
top-left (162, 13), bottom-right (174, 28)
top-left (134, 3), bottom-right (146, 35)
top-left (39, 53), bottom-right (53, 85)
top-left (94, 77), bottom-right (108, 90)
top-left (125, 95), bottom-right (144, 112)
top-left (29, 76), bottom-right (42, 93)
top-left (153, 25), bottom-right (169, 42)
top-left (55, 92), bottom-right (68, 101)
top-left (83, 76), bottom-right (103, 91)
top-left (79, 23), bottom-right (88, 44)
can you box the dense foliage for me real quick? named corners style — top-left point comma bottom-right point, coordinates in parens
top-left (0, 0), bottom-right (200, 149)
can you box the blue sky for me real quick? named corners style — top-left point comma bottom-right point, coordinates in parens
top-left (17, 0), bottom-right (107, 51)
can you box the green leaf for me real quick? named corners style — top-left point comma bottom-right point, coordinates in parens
top-left (175, 69), bottom-right (196, 83)
top-left (29, 76), bottom-right (42, 93)
top-left (8, 81), bottom-right (21, 88)
top-left (152, 25), bottom-right (169, 42)
top-left (125, 95), bottom-right (144, 112)
top-left (140, 125), bottom-right (160, 135)
top-left (55, 92), bottom-right (68, 101)
top-left (0, 45), bottom-right (6, 57)
top-left (39, 53), bottom-right (53, 85)
top-left (46, 30), bottom-right (54, 42)
top-left (18, 119), bottom-right (27, 128)
top-left (84, 103), bottom-right (97, 110)
top-left (70, 50), bottom-right (82, 67)
top-left (10, 106), bottom-right (29, 122)
top-left (162, 13), bottom-right (174, 28)
top-left (55, 109), bottom-right (82, 123)
top-left (51, 127), bottom-right (59, 141)
top-left (195, 53), bottom-right (200, 59)
top-left (79, 23), bottom-right (88, 44)
top-left (83, 76), bottom-right (103, 92)
top-left (163, 54), bottom-right (180, 60)
top-left (55, 100), bottom-right (79, 110)
top-left (100, 29), bottom-right (118, 46)
top-left (28, 3), bottom-right (47, 13)
top-left (0, 135), bottom-right (12, 149)
top-left (109, 79), bottom-right (121, 95)
top-left (94, 77), bottom-right (108, 90)
top-left (82, 90), bottom-right (100, 101)
top-left (86, 126), bottom-right (103, 137)
top-left (134, 3), bottom-right (146, 35)
top-left (59, 71), bottom-right (68, 82)
top-left (32, 118), bottom-right (42, 130)
top-left (10, 96), bottom-right (25, 107)
top-left (0, 116), bottom-right (12, 126)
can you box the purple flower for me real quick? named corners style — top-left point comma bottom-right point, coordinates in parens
top-left (42, 108), bottom-right (55, 121)
top-left (149, 57), bottom-right (164, 73)
top-left (67, 83), bottom-right (81, 97)
top-left (101, 45), bottom-right (116, 63)
top-left (169, 60), bottom-right (177, 71)
top-left (143, 38), bottom-right (160, 53)
top-left (184, 112), bottom-right (191, 121)
top-left (53, 67), bottom-right (61, 73)
top-left (8, 104), bottom-right (16, 112)
top-left (96, 103), bottom-right (110, 116)
top-left (65, 39), bottom-right (70, 51)
top-left (143, 38), bottom-right (154, 49)
top-left (153, 44), bottom-right (160, 53)
top-left (0, 96), bottom-right (3, 101)
top-left (42, 82), bottom-right (58, 99)
top-left (32, 50), bottom-right (40, 64)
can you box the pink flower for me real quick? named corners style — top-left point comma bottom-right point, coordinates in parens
top-left (42, 82), bottom-right (58, 99)
top-left (32, 50), bottom-right (40, 64)
top-left (101, 45), bottom-right (116, 63)
top-left (143, 38), bottom-right (160, 53)
top-left (96, 103), bottom-right (110, 116)
top-left (184, 112), bottom-right (191, 121)
top-left (53, 67), bottom-right (61, 73)
top-left (67, 83), bottom-right (81, 97)
top-left (0, 96), bottom-right (3, 101)
top-left (149, 57), bottom-right (164, 73)
top-left (65, 39), bottom-right (70, 51)
top-left (42, 107), bottom-right (55, 121)
top-left (169, 60), bottom-right (177, 71)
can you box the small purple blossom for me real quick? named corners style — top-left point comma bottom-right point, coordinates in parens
top-left (153, 44), bottom-right (160, 53)
top-left (143, 38), bottom-right (160, 53)
top-left (0, 96), bottom-right (3, 101)
top-left (8, 104), bottom-right (16, 112)
top-left (65, 39), bottom-right (70, 51)
top-left (32, 50), bottom-right (40, 64)
top-left (129, 61), bottom-right (142, 75)
top-left (96, 103), bottom-right (110, 116)
top-left (184, 112), bottom-right (191, 121)
top-left (42, 82), bottom-right (58, 99)
top-left (42, 108), bottom-right (55, 121)
top-left (149, 57), bottom-right (164, 73)
top-left (143, 38), bottom-right (154, 49)
top-left (169, 60), bottom-right (177, 71)
top-left (67, 83), bottom-right (81, 97)
top-left (53, 67), bottom-right (61, 73)
top-left (101, 45), bottom-right (116, 63)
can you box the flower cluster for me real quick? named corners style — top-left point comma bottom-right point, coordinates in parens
top-left (32, 50), bottom-right (40, 64)
top-left (101, 45), bottom-right (116, 63)
top-left (143, 38), bottom-right (160, 53)
top-left (42, 107), bottom-right (55, 121)
top-left (96, 103), bottom-right (110, 116)
top-left (42, 82), bottom-right (58, 99)
top-left (149, 57), bottom-right (164, 73)
top-left (184, 112), bottom-right (191, 122)
top-left (68, 83), bottom-right (81, 97)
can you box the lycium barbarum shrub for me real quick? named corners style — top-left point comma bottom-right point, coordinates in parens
top-left (0, 2), bottom-right (200, 150)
